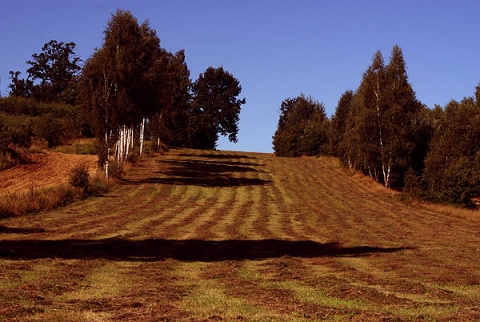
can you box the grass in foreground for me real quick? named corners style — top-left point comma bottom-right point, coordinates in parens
top-left (0, 148), bottom-right (479, 321)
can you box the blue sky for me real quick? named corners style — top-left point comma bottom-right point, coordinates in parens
top-left (1, 0), bottom-right (479, 152)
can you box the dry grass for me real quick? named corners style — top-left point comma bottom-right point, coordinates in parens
top-left (0, 148), bottom-right (479, 321)
top-left (0, 151), bottom-right (97, 195)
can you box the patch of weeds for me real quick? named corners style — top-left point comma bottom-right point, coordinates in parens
top-left (88, 175), bottom-right (112, 196)
top-left (108, 162), bottom-right (124, 179)
top-left (53, 141), bottom-right (97, 155)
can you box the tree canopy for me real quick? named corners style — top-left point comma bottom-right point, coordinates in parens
top-left (331, 45), bottom-right (423, 188)
top-left (188, 66), bottom-right (246, 149)
top-left (9, 40), bottom-right (82, 104)
top-left (80, 9), bottom-right (164, 174)
top-left (272, 95), bottom-right (329, 157)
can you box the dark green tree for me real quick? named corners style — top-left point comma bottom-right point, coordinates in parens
top-left (272, 95), bottom-right (329, 157)
top-left (8, 71), bottom-right (34, 99)
top-left (331, 90), bottom-right (354, 162)
top-left (152, 49), bottom-right (192, 148)
top-left (189, 66), bottom-right (246, 149)
top-left (10, 40), bottom-right (82, 104)
top-left (422, 97), bottom-right (480, 206)
top-left (342, 46), bottom-right (422, 188)
top-left (345, 50), bottom-right (385, 181)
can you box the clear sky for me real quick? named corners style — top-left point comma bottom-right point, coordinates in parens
top-left (1, 0), bottom-right (479, 152)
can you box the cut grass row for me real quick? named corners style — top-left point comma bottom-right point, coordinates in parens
top-left (0, 148), bottom-right (479, 321)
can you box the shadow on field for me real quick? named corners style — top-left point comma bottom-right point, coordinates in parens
top-left (0, 238), bottom-right (411, 262)
top-left (0, 225), bottom-right (46, 234)
top-left (179, 153), bottom-right (255, 160)
top-left (123, 158), bottom-right (270, 187)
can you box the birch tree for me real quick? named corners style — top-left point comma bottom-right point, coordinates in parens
top-left (81, 10), bottom-right (163, 177)
top-left (344, 46), bottom-right (422, 188)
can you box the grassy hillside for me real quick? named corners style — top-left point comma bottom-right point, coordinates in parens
top-left (1, 149), bottom-right (479, 321)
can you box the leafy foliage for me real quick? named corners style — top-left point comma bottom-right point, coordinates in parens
top-left (9, 40), bottom-right (82, 104)
top-left (421, 98), bottom-right (480, 207)
top-left (273, 95), bottom-right (329, 157)
top-left (69, 163), bottom-right (90, 192)
top-left (327, 45), bottom-right (480, 206)
top-left (80, 10), bottom-right (164, 172)
top-left (333, 46), bottom-right (423, 188)
top-left (152, 50), bottom-right (192, 147)
top-left (0, 97), bottom-right (82, 147)
top-left (188, 67), bottom-right (246, 149)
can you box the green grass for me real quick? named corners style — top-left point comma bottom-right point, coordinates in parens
top-left (1, 148), bottom-right (479, 321)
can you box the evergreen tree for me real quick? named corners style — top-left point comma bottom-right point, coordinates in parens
top-left (331, 90), bottom-right (354, 162)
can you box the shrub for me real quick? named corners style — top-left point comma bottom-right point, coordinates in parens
top-left (69, 163), bottom-right (90, 193)
top-left (108, 162), bottom-right (124, 179)
top-left (89, 175), bottom-right (112, 196)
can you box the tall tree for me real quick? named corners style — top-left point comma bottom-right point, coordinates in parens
top-left (189, 66), bottom-right (246, 149)
top-left (331, 90), bottom-right (354, 162)
top-left (422, 97), bottom-right (480, 206)
top-left (347, 50), bottom-right (385, 181)
top-left (9, 40), bottom-right (82, 104)
top-left (152, 49), bottom-right (192, 148)
top-left (272, 95), bottom-right (329, 157)
top-left (343, 46), bottom-right (422, 188)
top-left (381, 45), bottom-right (423, 187)
top-left (80, 10), bottom-right (163, 176)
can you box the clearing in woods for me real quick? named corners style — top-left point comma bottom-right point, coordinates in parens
top-left (0, 148), bottom-right (480, 321)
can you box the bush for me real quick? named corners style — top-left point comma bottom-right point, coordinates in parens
top-left (89, 175), bottom-right (112, 196)
top-left (108, 162), bottom-right (124, 179)
top-left (69, 163), bottom-right (90, 193)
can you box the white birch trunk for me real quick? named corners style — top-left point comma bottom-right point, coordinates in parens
top-left (125, 126), bottom-right (131, 161)
top-left (104, 130), bottom-right (110, 178)
top-left (139, 117), bottom-right (145, 155)
top-left (373, 75), bottom-right (390, 188)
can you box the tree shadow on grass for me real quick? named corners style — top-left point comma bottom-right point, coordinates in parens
top-left (159, 159), bottom-right (261, 174)
top-left (178, 153), bottom-right (255, 160)
top-left (142, 176), bottom-right (270, 187)
top-left (0, 225), bottom-right (46, 234)
top-left (123, 158), bottom-right (271, 187)
top-left (0, 238), bottom-right (412, 262)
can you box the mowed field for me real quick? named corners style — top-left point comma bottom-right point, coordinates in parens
top-left (1, 148), bottom-right (480, 321)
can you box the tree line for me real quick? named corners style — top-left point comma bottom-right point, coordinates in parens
top-left (273, 45), bottom-right (480, 207)
top-left (3, 10), bottom-right (245, 176)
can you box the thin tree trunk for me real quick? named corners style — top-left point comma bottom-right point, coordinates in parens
top-left (105, 130), bottom-right (110, 178)
top-left (139, 117), bottom-right (145, 155)
top-left (374, 74), bottom-right (390, 188)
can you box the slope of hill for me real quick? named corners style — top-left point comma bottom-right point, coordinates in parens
top-left (0, 152), bottom-right (97, 195)
top-left (0, 149), bottom-right (479, 321)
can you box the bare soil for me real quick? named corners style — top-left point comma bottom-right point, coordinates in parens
top-left (0, 149), bottom-right (479, 321)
